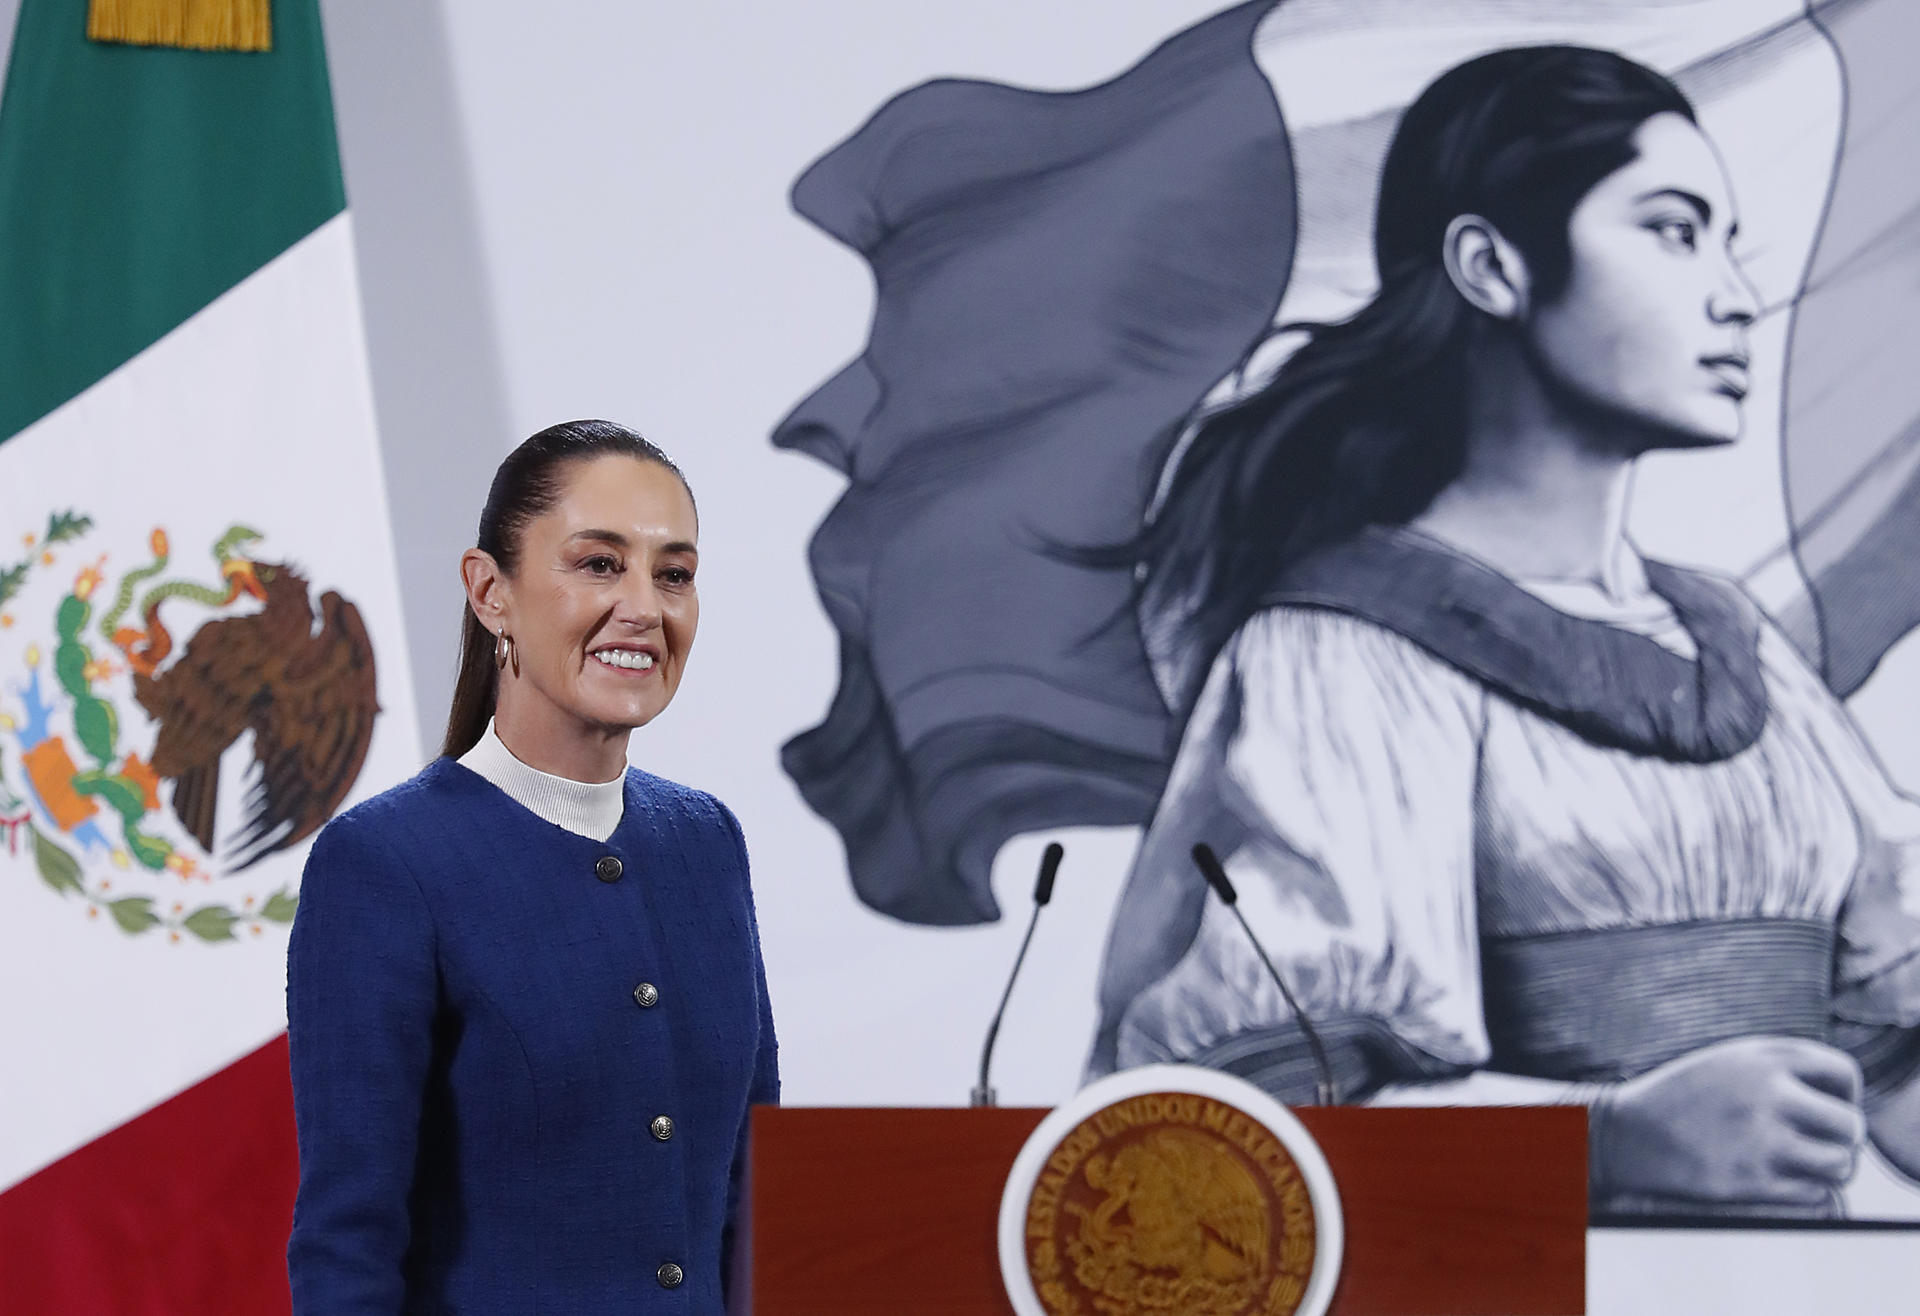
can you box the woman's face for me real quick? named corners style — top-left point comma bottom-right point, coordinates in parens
top-left (492, 455), bottom-right (700, 740)
top-left (1526, 112), bottom-right (1760, 451)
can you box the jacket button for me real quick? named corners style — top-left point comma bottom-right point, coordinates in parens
top-left (657, 1261), bottom-right (684, 1289)
top-left (633, 981), bottom-right (659, 1009)
top-left (594, 855), bottom-right (623, 883)
top-left (651, 1114), bottom-right (675, 1141)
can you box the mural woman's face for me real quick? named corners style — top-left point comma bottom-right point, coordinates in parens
top-left (1526, 112), bottom-right (1760, 451)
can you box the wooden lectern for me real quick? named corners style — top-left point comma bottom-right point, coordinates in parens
top-left (745, 1105), bottom-right (1586, 1315)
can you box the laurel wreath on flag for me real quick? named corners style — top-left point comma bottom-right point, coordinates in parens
top-left (0, 781), bottom-right (298, 941)
top-left (1, 510), bottom-right (300, 943)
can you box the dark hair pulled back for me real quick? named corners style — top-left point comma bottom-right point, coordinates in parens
top-left (442, 419), bottom-right (692, 758)
top-left (1128, 46), bottom-right (1694, 713)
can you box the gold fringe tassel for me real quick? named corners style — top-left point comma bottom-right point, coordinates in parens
top-left (87, 0), bottom-right (272, 53)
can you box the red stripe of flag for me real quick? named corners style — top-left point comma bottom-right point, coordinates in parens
top-left (0, 1034), bottom-right (295, 1314)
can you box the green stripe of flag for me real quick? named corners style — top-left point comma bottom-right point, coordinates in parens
top-left (0, 0), bottom-right (345, 445)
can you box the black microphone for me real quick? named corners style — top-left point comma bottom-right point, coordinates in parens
top-left (1190, 842), bottom-right (1337, 1106)
top-left (972, 842), bottom-right (1064, 1107)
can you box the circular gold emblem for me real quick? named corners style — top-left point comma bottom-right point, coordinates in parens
top-left (1001, 1066), bottom-right (1341, 1316)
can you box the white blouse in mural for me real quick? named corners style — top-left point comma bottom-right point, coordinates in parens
top-left (1103, 560), bottom-right (1920, 1079)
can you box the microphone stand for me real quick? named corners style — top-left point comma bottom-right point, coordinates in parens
top-left (1191, 843), bottom-right (1337, 1106)
top-left (972, 842), bottom-right (1064, 1107)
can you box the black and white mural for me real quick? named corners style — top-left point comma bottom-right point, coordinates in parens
top-left (776, 0), bottom-right (1920, 1222)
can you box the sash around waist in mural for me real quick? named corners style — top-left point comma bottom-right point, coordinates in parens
top-left (1482, 918), bottom-right (1834, 1083)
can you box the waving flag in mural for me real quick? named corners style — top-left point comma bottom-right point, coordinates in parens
top-left (778, 0), bottom-right (1289, 925)
top-left (1776, 0), bottom-right (1920, 697)
top-left (779, 0), bottom-right (1920, 1223)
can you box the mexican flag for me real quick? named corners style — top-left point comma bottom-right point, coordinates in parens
top-left (0, 2), bottom-right (419, 1309)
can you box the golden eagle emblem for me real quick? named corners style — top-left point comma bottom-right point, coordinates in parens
top-left (134, 553), bottom-right (378, 869)
top-left (1022, 1092), bottom-right (1319, 1316)
top-left (0, 513), bottom-right (379, 942)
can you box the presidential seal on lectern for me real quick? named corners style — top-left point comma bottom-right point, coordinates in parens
top-left (999, 1065), bottom-right (1344, 1316)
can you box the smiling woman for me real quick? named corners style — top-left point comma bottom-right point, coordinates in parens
top-left (444, 418), bottom-right (700, 774)
top-left (284, 420), bottom-right (778, 1313)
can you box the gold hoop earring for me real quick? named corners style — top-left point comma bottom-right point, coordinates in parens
top-left (494, 629), bottom-right (514, 672)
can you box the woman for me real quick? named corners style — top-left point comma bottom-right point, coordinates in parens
top-left (1088, 47), bottom-right (1920, 1217)
top-left (286, 420), bottom-right (777, 1309)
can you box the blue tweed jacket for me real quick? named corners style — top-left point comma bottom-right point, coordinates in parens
top-left (286, 757), bottom-right (778, 1314)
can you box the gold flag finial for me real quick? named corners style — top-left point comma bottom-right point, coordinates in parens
top-left (88, 0), bottom-right (272, 53)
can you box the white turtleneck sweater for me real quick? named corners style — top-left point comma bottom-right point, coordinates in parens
top-left (456, 720), bottom-right (626, 841)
